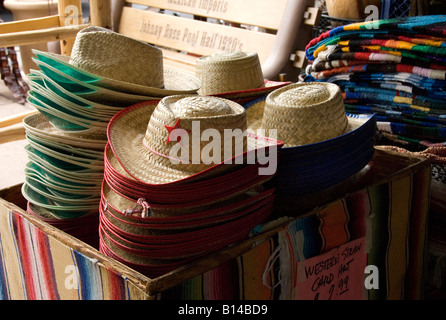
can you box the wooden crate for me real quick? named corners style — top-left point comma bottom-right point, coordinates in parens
top-left (0, 148), bottom-right (432, 300)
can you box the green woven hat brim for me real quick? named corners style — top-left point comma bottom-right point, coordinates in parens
top-left (33, 49), bottom-right (201, 97)
top-left (31, 58), bottom-right (161, 106)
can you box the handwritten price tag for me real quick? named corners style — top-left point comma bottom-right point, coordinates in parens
top-left (294, 237), bottom-right (367, 300)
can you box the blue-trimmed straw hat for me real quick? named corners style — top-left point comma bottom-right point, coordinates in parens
top-left (245, 82), bottom-right (376, 196)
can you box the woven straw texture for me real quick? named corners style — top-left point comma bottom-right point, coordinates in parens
top-left (108, 96), bottom-right (251, 184)
top-left (23, 113), bottom-right (107, 150)
top-left (195, 52), bottom-right (264, 95)
top-left (32, 37), bottom-right (200, 97)
top-left (247, 82), bottom-right (348, 147)
top-left (69, 26), bottom-right (164, 88)
top-left (107, 95), bottom-right (281, 184)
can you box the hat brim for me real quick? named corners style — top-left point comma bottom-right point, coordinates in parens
top-left (211, 80), bottom-right (291, 100)
top-left (25, 159), bottom-right (102, 188)
top-left (30, 60), bottom-right (165, 106)
top-left (32, 49), bottom-right (201, 97)
top-left (27, 202), bottom-right (99, 246)
top-left (23, 112), bottom-right (107, 150)
top-left (25, 176), bottom-right (100, 205)
top-left (27, 201), bottom-right (98, 224)
top-left (25, 144), bottom-right (104, 180)
top-left (102, 179), bottom-right (275, 225)
top-left (25, 162), bottom-right (101, 194)
top-left (104, 143), bottom-right (275, 206)
top-left (107, 100), bottom-right (284, 185)
top-left (21, 183), bottom-right (98, 218)
top-left (99, 184), bottom-right (274, 259)
top-left (28, 72), bottom-right (122, 117)
top-left (25, 133), bottom-right (104, 170)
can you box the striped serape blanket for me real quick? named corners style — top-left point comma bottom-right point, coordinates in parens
top-left (306, 15), bottom-right (446, 61)
top-left (305, 15), bottom-right (446, 148)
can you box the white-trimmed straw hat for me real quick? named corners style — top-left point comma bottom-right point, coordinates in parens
top-left (31, 26), bottom-right (201, 97)
top-left (23, 112), bottom-right (107, 150)
top-left (107, 95), bottom-right (282, 185)
top-left (195, 51), bottom-right (289, 98)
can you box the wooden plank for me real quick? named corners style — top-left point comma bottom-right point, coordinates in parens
top-left (0, 24), bottom-right (89, 48)
top-left (0, 15), bottom-right (60, 34)
top-left (89, 0), bottom-right (113, 29)
top-left (58, 0), bottom-right (84, 55)
top-left (161, 49), bottom-right (197, 75)
top-left (0, 123), bottom-right (26, 144)
top-left (0, 184), bottom-right (27, 210)
top-left (119, 6), bottom-right (276, 63)
top-left (163, 59), bottom-right (196, 75)
top-left (0, 110), bottom-right (38, 129)
top-left (127, 0), bottom-right (286, 30)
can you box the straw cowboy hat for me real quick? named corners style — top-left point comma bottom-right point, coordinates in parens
top-left (107, 95), bottom-right (282, 185)
top-left (195, 51), bottom-right (289, 98)
top-left (245, 82), bottom-right (353, 147)
top-left (244, 82), bottom-right (377, 197)
top-left (31, 26), bottom-right (201, 97)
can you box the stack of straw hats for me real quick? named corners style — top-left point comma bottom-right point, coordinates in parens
top-left (100, 95), bottom-right (283, 277)
top-left (21, 111), bottom-right (106, 246)
top-left (245, 82), bottom-right (376, 214)
top-left (195, 51), bottom-right (290, 104)
top-left (21, 26), bottom-right (200, 246)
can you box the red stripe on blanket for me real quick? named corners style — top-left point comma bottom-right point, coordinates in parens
top-left (35, 228), bottom-right (59, 300)
top-left (12, 213), bottom-right (37, 300)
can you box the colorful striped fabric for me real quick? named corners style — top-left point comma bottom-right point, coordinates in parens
top-left (337, 80), bottom-right (446, 101)
top-left (323, 72), bottom-right (446, 92)
top-left (306, 15), bottom-right (446, 60)
top-left (160, 238), bottom-right (280, 300)
top-left (342, 87), bottom-right (446, 112)
top-left (0, 204), bottom-right (150, 300)
top-left (309, 36), bottom-right (446, 62)
top-left (338, 38), bottom-right (446, 56)
top-left (376, 145), bottom-right (446, 294)
top-left (313, 48), bottom-right (446, 73)
top-left (309, 63), bottom-right (446, 81)
top-left (305, 15), bottom-right (446, 149)
top-left (162, 161), bottom-right (430, 300)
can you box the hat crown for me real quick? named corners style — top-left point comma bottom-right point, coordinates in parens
top-left (69, 26), bottom-right (164, 88)
top-left (143, 95), bottom-right (247, 172)
top-left (262, 82), bottom-right (349, 147)
top-left (276, 84), bottom-right (330, 106)
top-left (196, 51), bottom-right (264, 95)
top-left (172, 96), bottom-right (234, 118)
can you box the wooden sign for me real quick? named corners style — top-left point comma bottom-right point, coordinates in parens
top-left (119, 6), bottom-right (276, 63)
top-left (127, 0), bottom-right (287, 30)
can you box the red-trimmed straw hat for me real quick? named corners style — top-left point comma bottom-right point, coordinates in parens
top-left (107, 95), bottom-right (283, 185)
top-left (195, 51), bottom-right (290, 102)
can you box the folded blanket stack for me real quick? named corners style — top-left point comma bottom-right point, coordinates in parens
top-left (305, 15), bottom-right (446, 150)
